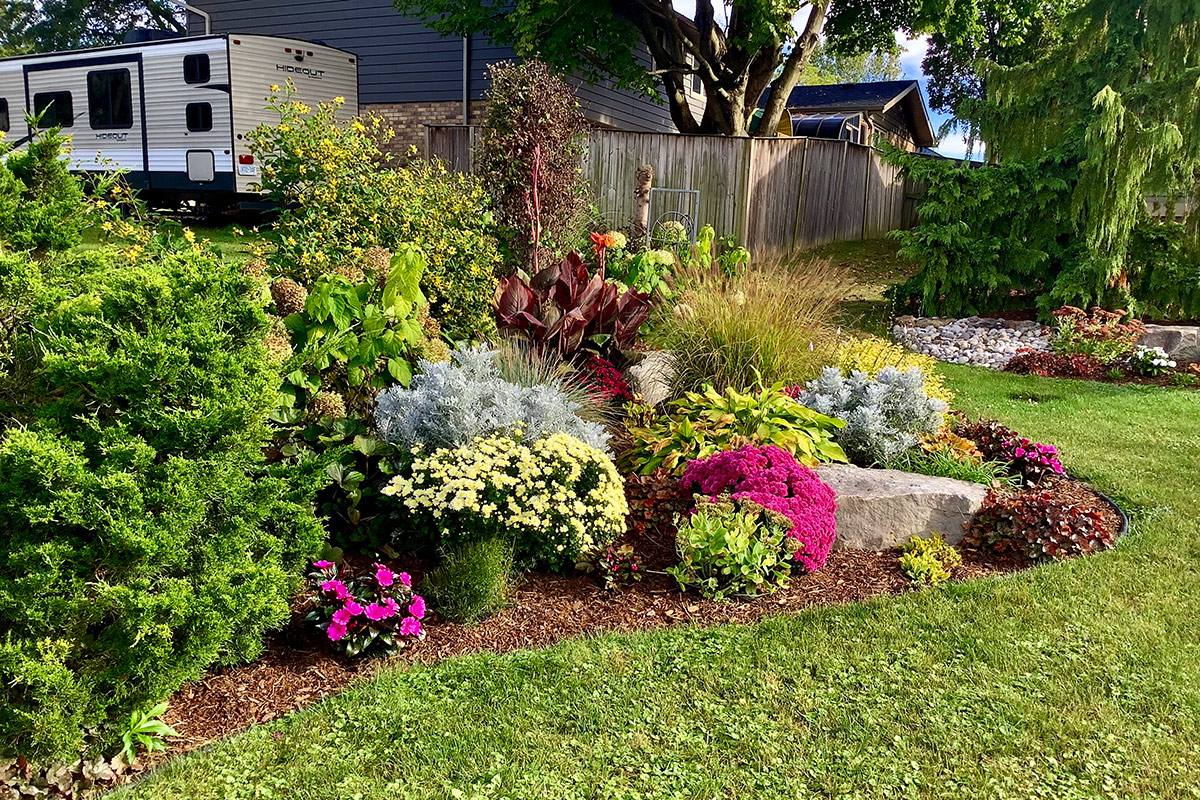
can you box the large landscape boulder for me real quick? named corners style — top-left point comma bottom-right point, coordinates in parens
top-left (815, 464), bottom-right (988, 550)
top-left (1139, 325), bottom-right (1200, 361)
top-left (625, 350), bottom-right (675, 407)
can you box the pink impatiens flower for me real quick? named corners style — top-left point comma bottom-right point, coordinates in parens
top-left (320, 579), bottom-right (351, 600)
top-left (327, 621), bottom-right (347, 642)
top-left (374, 563), bottom-right (395, 587)
top-left (408, 595), bottom-right (426, 619)
top-left (332, 607), bottom-right (354, 626)
top-left (382, 597), bottom-right (400, 617)
top-left (364, 603), bottom-right (389, 621)
top-left (313, 560), bottom-right (334, 569)
top-left (342, 600), bottom-right (365, 617)
top-left (398, 572), bottom-right (412, 587)
top-left (399, 616), bottom-right (422, 636)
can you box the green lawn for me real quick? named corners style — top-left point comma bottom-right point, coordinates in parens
top-left (80, 223), bottom-right (258, 262)
top-left (116, 368), bottom-right (1200, 800)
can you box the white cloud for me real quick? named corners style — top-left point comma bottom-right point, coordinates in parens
top-left (896, 33), bottom-right (929, 79)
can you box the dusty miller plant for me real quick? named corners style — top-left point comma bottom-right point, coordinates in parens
top-left (373, 344), bottom-right (609, 453)
top-left (797, 367), bottom-right (946, 466)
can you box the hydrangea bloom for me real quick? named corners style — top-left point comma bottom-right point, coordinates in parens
top-left (374, 344), bottom-right (609, 452)
top-left (680, 445), bottom-right (838, 572)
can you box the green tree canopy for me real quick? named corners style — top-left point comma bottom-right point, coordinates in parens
top-left (0, 1), bottom-right (185, 55)
top-left (393, 0), bottom-right (963, 137)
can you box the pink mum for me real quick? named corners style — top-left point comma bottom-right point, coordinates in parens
top-left (680, 445), bottom-right (838, 572)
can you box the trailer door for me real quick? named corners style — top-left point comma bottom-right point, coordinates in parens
top-left (24, 55), bottom-right (146, 181)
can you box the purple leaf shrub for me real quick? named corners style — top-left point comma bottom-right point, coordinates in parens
top-left (679, 445), bottom-right (838, 572)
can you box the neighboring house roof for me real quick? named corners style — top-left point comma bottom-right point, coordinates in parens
top-left (759, 79), bottom-right (935, 148)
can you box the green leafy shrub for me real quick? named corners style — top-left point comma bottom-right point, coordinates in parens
top-left (898, 533), bottom-right (962, 587)
top-left (1128, 346), bottom-right (1176, 376)
top-left (382, 432), bottom-right (627, 571)
top-left (620, 384), bottom-right (847, 476)
top-left (683, 225), bottom-right (750, 279)
top-left (422, 537), bottom-right (514, 624)
top-left (653, 260), bottom-right (845, 396)
top-left (248, 86), bottom-right (501, 339)
top-left (608, 247), bottom-right (676, 296)
top-left (668, 495), bottom-right (799, 600)
top-left (0, 245), bottom-right (323, 760)
top-left (0, 128), bottom-right (88, 253)
top-left (272, 244), bottom-right (431, 420)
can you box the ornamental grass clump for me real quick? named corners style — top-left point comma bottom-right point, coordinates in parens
top-left (653, 259), bottom-right (846, 396)
top-left (796, 367), bottom-right (946, 466)
top-left (373, 344), bottom-right (609, 453)
top-left (382, 432), bottom-right (628, 571)
top-left (679, 445), bottom-right (838, 572)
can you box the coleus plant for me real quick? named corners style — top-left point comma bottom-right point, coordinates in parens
top-left (493, 250), bottom-right (651, 359)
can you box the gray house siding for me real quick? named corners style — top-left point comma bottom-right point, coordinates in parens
top-left (186, 0), bottom-right (679, 131)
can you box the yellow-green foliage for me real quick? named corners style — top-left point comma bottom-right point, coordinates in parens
top-left (835, 336), bottom-right (954, 405)
top-left (248, 85), bottom-right (501, 339)
top-left (899, 533), bottom-right (963, 587)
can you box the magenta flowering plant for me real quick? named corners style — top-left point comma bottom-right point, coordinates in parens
top-left (576, 544), bottom-right (642, 590)
top-left (679, 445), bottom-right (838, 572)
top-left (998, 437), bottom-right (1064, 485)
top-left (306, 561), bottom-right (425, 657)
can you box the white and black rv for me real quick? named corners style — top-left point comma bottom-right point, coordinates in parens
top-left (0, 33), bottom-right (358, 207)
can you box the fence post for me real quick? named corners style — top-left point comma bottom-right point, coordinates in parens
top-left (791, 138), bottom-right (809, 252)
top-left (737, 137), bottom-right (754, 249)
top-left (861, 146), bottom-right (871, 241)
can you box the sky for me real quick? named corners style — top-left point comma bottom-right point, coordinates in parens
top-left (896, 34), bottom-right (973, 160)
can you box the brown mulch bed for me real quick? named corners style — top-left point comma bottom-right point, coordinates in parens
top-left (156, 476), bottom-right (1117, 762)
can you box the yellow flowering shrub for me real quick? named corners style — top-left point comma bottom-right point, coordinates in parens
top-left (382, 433), bottom-right (628, 571)
top-left (834, 336), bottom-right (954, 405)
top-left (248, 83), bottom-right (501, 339)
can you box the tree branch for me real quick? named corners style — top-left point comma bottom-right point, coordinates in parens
top-left (757, 1), bottom-right (826, 137)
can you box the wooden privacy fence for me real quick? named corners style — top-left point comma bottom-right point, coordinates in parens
top-left (426, 125), bottom-right (922, 258)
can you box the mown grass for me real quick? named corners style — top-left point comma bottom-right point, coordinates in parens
top-left (116, 367), bottom-right (1200, 800)
top-left (80, 223), bottom-right (257, 262)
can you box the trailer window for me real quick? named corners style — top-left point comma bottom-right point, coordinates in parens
top-left (33, 91), bottom-right (73, 128)
top-left (184, 54), bottom-right (210, 84)
top-left (0, 99), bottom-right (8, 133)
top-left (88, 69), bottom-right (133, 130)
top-left (186, 102), bottom-right (213, 132)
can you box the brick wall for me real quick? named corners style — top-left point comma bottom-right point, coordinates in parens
top-left (361, 101), bottom-right (488, 158)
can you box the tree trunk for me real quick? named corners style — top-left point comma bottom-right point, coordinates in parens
top-left (758, 3), bottom-right (826, 137)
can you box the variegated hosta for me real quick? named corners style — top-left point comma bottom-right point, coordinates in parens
top-left (619, 384), bottom-right (848, 476)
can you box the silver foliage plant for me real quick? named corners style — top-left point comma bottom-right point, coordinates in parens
top-left (374, 344), bottom-right (610, 453)
top-left (797, 367), bottom-right (946, 466)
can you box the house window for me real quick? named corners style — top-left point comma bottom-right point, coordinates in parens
top-left (87, 69), bottom-right (133, 130)
top-left (0, 99), bottom-right (8, 132)
top-left (33, 91), bottom-right (73, 128)
top-left (186, 102), bottom-right (213, 132)
top-left (692, 73), bottom-right (702, 94)
top-left (184, 54), bottom-right (210, 84)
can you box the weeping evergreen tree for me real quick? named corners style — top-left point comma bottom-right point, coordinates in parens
top-left (893, 0), bottom-right (1200, 316)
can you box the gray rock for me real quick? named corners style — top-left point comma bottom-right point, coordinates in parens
top-left (816, 464), bottom-right (988, 550)
top-left (1139, 325), bottom-right (1200, 357)
top-left (625, 350), bottom-right (675, 407)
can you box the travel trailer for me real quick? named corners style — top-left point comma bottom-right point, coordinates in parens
top-left (0, 33), bottom-right (358, 207)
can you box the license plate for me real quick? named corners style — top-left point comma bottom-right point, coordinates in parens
top-left (238, 164), bottom-right (258, 176)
